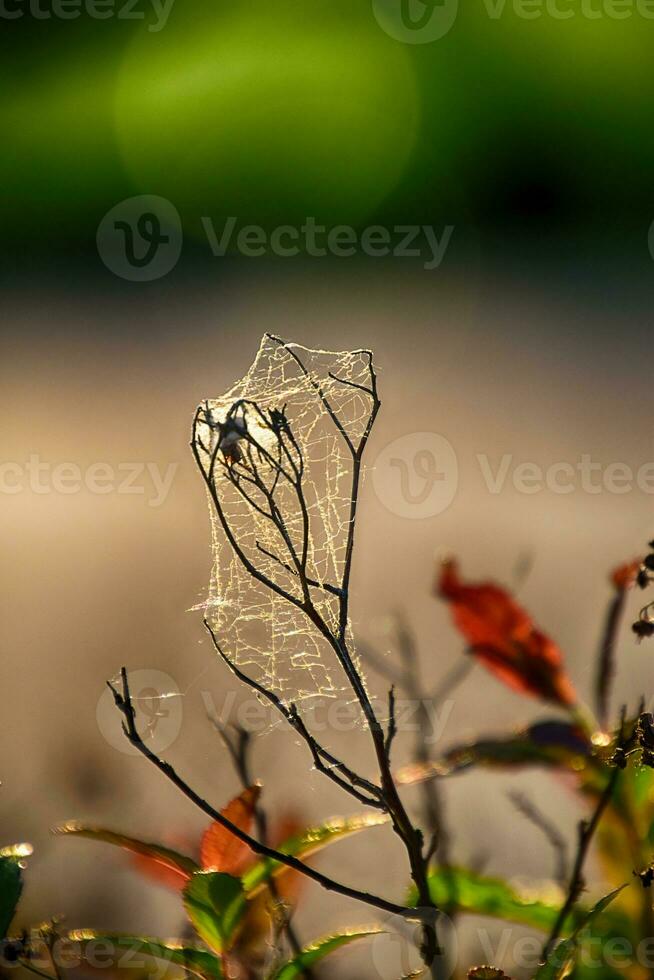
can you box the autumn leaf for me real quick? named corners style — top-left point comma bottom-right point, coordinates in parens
top-left (611, 557), bottom-right (643, 591)
top-left (231, 811), bottom-right (306, 962)
top-left (54, 823), bottom-right (198, 891)
top-left (437, 559), bottom-right (576, 707)
top-left (200, 785), bottom-right (261, 875)
top-left (130, 852), bottom-right (193, 892)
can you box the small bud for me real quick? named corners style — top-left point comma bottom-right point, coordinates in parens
top-left (637, 568), bottom-right (650, 590)
top-left (644, 555), bottom-right (654, 572)
top-left (610, 745), bottom-right (628, 769)
top-left (633, 620), bottom-right (654, 639)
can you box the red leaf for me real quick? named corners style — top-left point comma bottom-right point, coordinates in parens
top-left (611, 557), bottom-right (643, 591)
top-left (437, 559), bottom-right (576, 707)
top-left (130, 852), bottom-right (192, 891)
top-left (200, 784), bottom-right (261, 874)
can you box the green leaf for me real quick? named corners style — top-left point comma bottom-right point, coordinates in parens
top-left (0, 844), bottom-right (31, 939)
top-left (412, 867), bottom-right (568, 933)
top-left (534, 885), bottom-right (627, 980)
top-left (183, 871), bottom-right (245, 954)
top-left (242, 813), bottom-right (388, 897)
top-left (396, 721), bottom-right (592, 784)
top-left (269, 928), bottom-right (382, 979)
top-left (53, 823), bottom-right (198, 878)
top-left (67, 932), bottom-right (223, 980)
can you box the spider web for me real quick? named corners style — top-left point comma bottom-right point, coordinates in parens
top-left (193, 334), bottom-right (376, 706)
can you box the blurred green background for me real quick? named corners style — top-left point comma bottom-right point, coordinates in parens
top-left (2, 0), bottom-right (653, 267)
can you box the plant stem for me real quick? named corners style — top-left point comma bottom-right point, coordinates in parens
top-left (109, 669), bottom-right (415, 922)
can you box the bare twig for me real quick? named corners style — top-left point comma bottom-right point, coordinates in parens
top-left (385, 686), bottom-right (398, 761)
top-left (540, 712), bottom-right (629, 964)
top-left (205, 622), bottom-right (383, 808)
top-left (108, 668), bottom-right (414, 920)
top-left (595, 587), bottom-right (628, 731)
top-left (508, 791), bottom-right (568, 886)
top-left (192, 341), bottom-right (441, 973)
top-left (208, 717), bottom-right (310, 975)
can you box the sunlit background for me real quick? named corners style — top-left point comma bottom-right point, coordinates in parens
top-left (2, 0), bottom-right (653, 975)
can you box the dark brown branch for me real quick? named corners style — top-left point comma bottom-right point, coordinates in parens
top-left (208, 718), bottom-right (309, 973)
top-left (194, 347), bottom-right (440, 974)
top-left (266, 334), bottom-right (357, 457)
top-left (205, 622), bottom-right (383, 808)
top-left (108, 668), bottom-right (413, 920)
top-left (384, 686), bottom-right (398, 761)
top-left (595, 587), bottom-right (628, 731)
top-left (255, 542), bottom-right (343, 597)
top-left (191, 409), bottom-right (306, 614)
top-left (540, 716), bottom-right (627, 963)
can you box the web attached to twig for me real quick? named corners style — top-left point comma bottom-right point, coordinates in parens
top-left (192, 334), bottom-right (376, 706)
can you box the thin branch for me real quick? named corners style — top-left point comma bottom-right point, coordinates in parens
top-left (541, 715), bottom-right (628, 963)
top-left (393, 616), bottom-right (458, 870)
top-left (208, 718), bottom-right (309, 974)
top-left (428, 658), bottom-right (474, 705)
top-left (384, 686), bottom-right (398, 761)
top-left (595, 588), bottom-right (628, 731)
top-left (193, 345), bottom-right (440, 974)
top-left (108, 668), bottom-right (413, 920)
top-left (255, 542), bottom-right (343, 598)
top-left (266, 335), bottom-right (357, 457)
top-left (508, 791), bottom-right (568, 886)
top-left (358, 643), bottom-right (406, 687)
top-left (205, 622), bottom-right (384, 808)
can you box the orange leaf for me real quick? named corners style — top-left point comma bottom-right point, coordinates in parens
top-left (437, 559), bottom-right (576, 707)
top-left (611, 557), bottom-right (643, 591)
top-left (268, 811), bottom-right (305, 905)
top-left (200, 785), bottom-right (261, 874)
top-left (130, 852), bottom-right (192, 891)
top-left (232, 810), bottom-right (307, 961)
